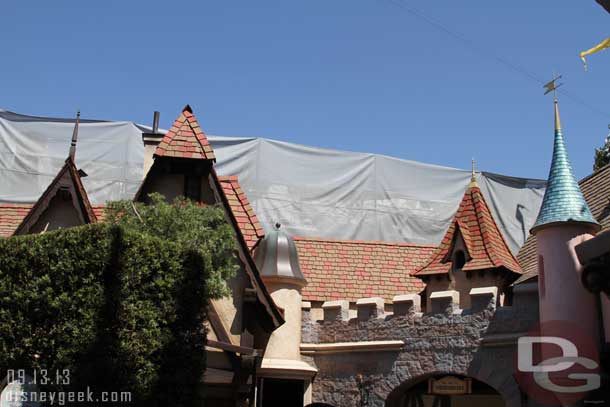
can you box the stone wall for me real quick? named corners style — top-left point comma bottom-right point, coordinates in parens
top-left (301, 284), bottom-right (539, 407)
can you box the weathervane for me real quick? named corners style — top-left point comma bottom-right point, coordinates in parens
top-left (543, 74), bottom-right (562, 100)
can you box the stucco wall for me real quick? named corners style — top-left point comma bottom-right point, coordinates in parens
top-left (264, 282), bottom-right (303, 360)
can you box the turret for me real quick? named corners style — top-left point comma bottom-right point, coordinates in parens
top-left (532, 96), bottom-right (601, 346)
top-left (254, 223), bottom-right (316, 404)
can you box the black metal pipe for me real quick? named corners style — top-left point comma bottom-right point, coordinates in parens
top-left (152, 111), bottom-right (160, 134)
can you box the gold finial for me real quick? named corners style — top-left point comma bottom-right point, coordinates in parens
top-left (544, 74), bottom-right (563, 132)
top-left (554, 98), bottom-right (562, 131)
top-left (469, 158), bottom-right (478, 187)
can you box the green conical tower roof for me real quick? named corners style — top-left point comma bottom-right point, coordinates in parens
top-left (531, 100), bottom-right (599, 233)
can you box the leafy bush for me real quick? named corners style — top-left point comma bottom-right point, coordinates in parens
top-left (105, 193), bottom-right (238, 298)
top-left (0, 196), bottom-right (238, 406)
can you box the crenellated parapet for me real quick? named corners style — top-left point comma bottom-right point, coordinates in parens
top-left (302, 286), bottom-right (538, 343)
top-left (300, 284), bottom-right (539, 407)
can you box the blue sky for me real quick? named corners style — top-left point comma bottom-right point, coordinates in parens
top-left (1, 0), bottom-right (609, 180)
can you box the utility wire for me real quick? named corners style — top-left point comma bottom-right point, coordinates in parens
top-left (382, 0), bottom-right (610, 120)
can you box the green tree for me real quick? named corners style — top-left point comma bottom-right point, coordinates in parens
top-left (593, 126), bottom-right (610, 171)
top-left (105, 193), bottom-right (238, 298)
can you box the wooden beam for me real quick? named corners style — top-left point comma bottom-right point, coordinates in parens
top-left (207, 339), bottom-right (258, 356)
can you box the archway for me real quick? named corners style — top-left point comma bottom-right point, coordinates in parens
top-left (385, 374), bottom-right (505, 407)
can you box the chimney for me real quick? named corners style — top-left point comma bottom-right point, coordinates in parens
top-left (142, 111), bottom-right (163, 177)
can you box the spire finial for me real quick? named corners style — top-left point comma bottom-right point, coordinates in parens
top-left (69, 110), bottom-right (80, 161)
top-left (468, 158), bottom-right (478, 187)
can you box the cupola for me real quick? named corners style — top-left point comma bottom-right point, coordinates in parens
top-left (254, 223), bottom-right (307, 287)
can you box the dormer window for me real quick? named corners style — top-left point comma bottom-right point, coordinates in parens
top-left (453, 250), bottom-right (466, 270)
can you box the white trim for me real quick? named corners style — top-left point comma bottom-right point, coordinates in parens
top-left (300, 340), bottom-right (404, 355)
top-left (258, 358), bottom-right (318, 379)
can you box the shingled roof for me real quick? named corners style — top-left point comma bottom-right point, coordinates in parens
top-left (0, 204), bottom-right (34, 237)
top-left (218, 176), bottom-right (265, 250)
top-left (516, 163), bottom-right (610, 284)
top-left (295, 237), bottom-right (434, 301)
top-left (414, 180), bottom-right (522, 277)
top-left (154, 105), bottom-right (215, 161)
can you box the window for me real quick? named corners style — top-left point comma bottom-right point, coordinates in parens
top-left (184, 175), bottom-right (201, 201)
top-left (453, 250), bottom-right (466, 270)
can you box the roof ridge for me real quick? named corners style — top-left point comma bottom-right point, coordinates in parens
top-left (293, 236), bottom-right (436, 248)
top-left (0, 203), bottom-right (35, 207)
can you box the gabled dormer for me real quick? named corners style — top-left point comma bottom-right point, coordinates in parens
top-left (134, 105), bottom-right (284, 404)
top-left (13, 112), bottom-right (97, 236)
top-left (415, 166), bottom-right (522, 308)
top-left (136, 105), bottom-right (217, 204)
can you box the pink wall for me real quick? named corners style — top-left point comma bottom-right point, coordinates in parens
top-left (536, 224), bottom-right (599, 342)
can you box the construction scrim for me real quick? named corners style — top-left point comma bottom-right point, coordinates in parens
top-left (0, 109), bottom-right (545, 252)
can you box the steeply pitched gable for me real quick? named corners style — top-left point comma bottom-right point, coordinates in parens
top-left (415, 182), bottom-right (522, 276)
top-left (13, 157), bottom-right (97, 235)
top-left (154, 105), bottom-right (215, 161)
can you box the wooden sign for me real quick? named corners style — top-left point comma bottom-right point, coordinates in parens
top-left (428, 376), bottom-right (472, 395)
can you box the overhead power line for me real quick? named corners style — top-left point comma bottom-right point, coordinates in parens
top-left (381, 0), bottom-right (610, 120)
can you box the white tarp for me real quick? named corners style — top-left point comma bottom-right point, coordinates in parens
top-left (0, 109), bottom-right (546, 253)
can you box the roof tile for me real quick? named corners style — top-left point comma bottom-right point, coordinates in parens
top-left (295, 237), bottom-right (435, 301)
top-left (218, 176), bottom-right (265, 250)
top-left (154, 106), bottom-right (216, 161)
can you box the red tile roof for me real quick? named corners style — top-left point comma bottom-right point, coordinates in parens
top-left (415, 183), bottom-right (522, 276)
top-left (295, 237), bottom-right (435, 302)
top-left (92, 205), bottom-right (106, 222)
top-left (154, 105), bottom-right (215, 160)
top-left (0, 204), bottom-right (34, 237)
top-left (218, 176), bottom-right (265, 250)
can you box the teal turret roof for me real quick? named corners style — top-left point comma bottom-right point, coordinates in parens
top-left (531, 100), bottom-right (600, 233)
